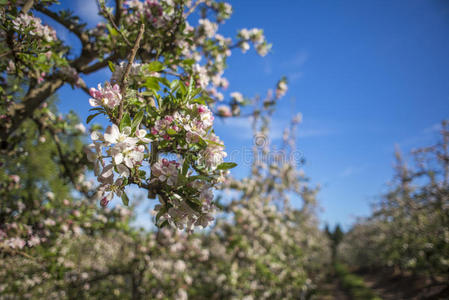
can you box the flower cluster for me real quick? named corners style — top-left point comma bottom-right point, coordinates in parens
top-left (124, 0), bottom-right (167, 28)
top-left (86, 72), bottom-right (231, 230)
top-left (151, 158), bottom-right (179, 186)
top-left (86, 124), bottom-right (149, 206)
top-left (152, 165), bottom-right (216, 230)
top-left (12, 14), bottom-right (57, 42)
top-left (238, 28), bottom-right (271, 56)
top-left (275, 78), bottom-right (288, 99)
top-left (89, 83), bottom-right (122, 109)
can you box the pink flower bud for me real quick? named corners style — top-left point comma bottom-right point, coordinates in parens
top-left (100, 197), bottom-right (109, 207)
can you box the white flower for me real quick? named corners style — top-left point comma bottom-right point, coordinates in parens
top-left (74, 123), bottom-right (86, 134)
top-left (230, 92), bottom-right (244, 103)
top-left (104, 125), bottom-right (138, 145)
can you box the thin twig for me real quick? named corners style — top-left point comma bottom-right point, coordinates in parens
top-left (21, 0), bottom-right (34, 14)
top-left (118, 23), bottom-right (145, 121)
top-left (36, 6), bottom-right (89, 45)
top-left (99, 0), bottom-right (132, 47)
top-left (183, 0), bottom-right (204, 18)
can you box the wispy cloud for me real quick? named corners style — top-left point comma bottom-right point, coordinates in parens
top-left (339, 165), bottom-right (365, 178)
top-left (283, 50), bottom-right (309, 68)
top-left (288, 71), bottom-right (304, 82)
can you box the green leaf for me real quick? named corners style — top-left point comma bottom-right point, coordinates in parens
top-left (157, 77), bottom-right (171, 87)
top-left (131, 110), bottom-right (144, 130)
top-left (183, 58), bottom-right (195, 66)
top-left (121, 192), bottom-right (129, 206)
top-left (108, 61), bottom-right (115, 72)
top-left (187, 175), bottom-right (210, 182)
top-left (170, 79), bottom-right (180, 90)
top-left (178, 80), bottom-right (187, 96)
top-left (197, 137), bottom-right (207, 148)
top-left (155, 206), bottom-right (167, 223)
top-left (182, 157), bottom-right (190, 176)
top-left (120, 112), bottom-right (131, 131)
top-left (89, 107), bottom-right (104, 112)
top-left (186, 199), bottom-right (201, 211)
top-left (86, 113), bottom-right (101, 124)
top-left (217, 162), bottom-right (238, 170)
top-left (147, 61), bottom-right (164, 72)
top-left (166, 128), bottom-right (177, 135)
top-left (187, 75), bottom-right (194, 99)
top-left (206, 139), bottom-right (224, 147)
top-left (145, 77), bottom-right (160, 91)
top-left (159, 220), bottom-right (169, 228)
top-left (106, 24), bottom-right (119, 37)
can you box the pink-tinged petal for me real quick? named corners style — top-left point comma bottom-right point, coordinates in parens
top-left (100, 197), bottom-right (109, 207)
top-left (136, 129), bottom-right (146, 138)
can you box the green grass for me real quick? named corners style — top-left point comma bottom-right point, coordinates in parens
top-left (334, 263), bottom-right (382, 300)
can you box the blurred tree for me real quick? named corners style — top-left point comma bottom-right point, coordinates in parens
top-left (326, 223), bottom-right (344, 264)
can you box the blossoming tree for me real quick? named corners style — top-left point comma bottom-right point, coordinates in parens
top-left (0, 0), bottom-right (282, 230)
top-left (0, 0), bottom-right (330, 298)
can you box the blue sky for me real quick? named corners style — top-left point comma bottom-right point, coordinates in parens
top-left (50, 0), bottom-right (449, 229)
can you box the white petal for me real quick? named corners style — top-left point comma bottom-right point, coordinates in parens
top-left (91, 131), bottom-right (101, 141)
top-left (104, 125), bottom-right (118, 144)
top-left (89, 98), bottom-right (100, 107)
top-left (124, 157), bottom-right (133, 168)
top-left (100, 164), bottom-right (114, 179)
top-left (114, 153), bottom-right (124, 165)
top-left (122, 126), bottom-right (131, 136)
top-left (117, 164), bottom-right (130, 178)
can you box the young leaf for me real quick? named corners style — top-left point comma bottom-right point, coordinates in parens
top-left (120, 112), bottom-right (131, 131)
top-left (121, 192), bottom-right (129, 206)
top-left (131, 110), bottom-right (144, 130)
top-left (206, 139), bottom-right (224, 147)
top-left (86, 112), bottom-right (101, 124)
top-left (166, 128), bottom-right (177, 135)
top-left (157, 77), bottom-right (171, 87)
top-left (145, 77), bottom-right (160, 91)
top-left (182, 156), bottom-right (190, 176)
top-left (155, 206), bottom-right (167, 223)
top-left (217, 162), bottom-right (238, 170)
top-left (108, 61), bottom-right (115, 72)
top-left (147, 61), bottom-right (164, 72)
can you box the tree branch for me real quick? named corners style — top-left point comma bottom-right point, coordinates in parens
top-left (35, 6), bottom-right (90, 46)
top-left (99, 0), bottom-right (132, 47)
top-left (21, 0), bottom-right (34, 14)
top-left (79, 53), bottom-right (120, 74)
top-left (1, 76), bottom-right (64, 142)
top-left (118, 23), bottom-right (145, 120)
